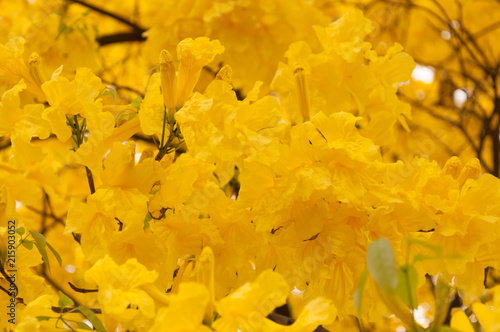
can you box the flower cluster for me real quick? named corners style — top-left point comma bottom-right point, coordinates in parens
top-left (0, 2), bottom-right (499, 332)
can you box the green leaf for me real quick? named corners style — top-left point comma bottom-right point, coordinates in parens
top-left (354, 268), bottom-right (368, 315)
top-left (36, 316), bottom-right (51, 321)
top-left (46, 241), bottom-right (63, 267)
top-left (59, 22), bottom-right (68, 33)
top-left (106, 86), bottom-right (117, 99)
top-left (63, 319), bottom-right (93, 331)
top-left (413, 253), bottom-right (462, 264)
top-left (131, 97), bottom-right (142, 109)
top-left (127, 112), bottom-right (137, 120)
top-left (16, 227), bottom-right (25, 235)
top-left (60, 318), bottom-right (78, 332)
top-left (413, 254), bottom-right (440, 263)
top-left (29, 230), bottom-right (51, 272)
top-left (429, 276), bottom-right (453, 332)
top-left (21, 241), bottom-right (34, 250)
top-left (76, 306), bottom-right (106, 332)
top-left (58, 291), bottom-right (74, 309)
top-left (395, 264), bottom-right (418, 308)
top-left (74, 321), bottom-right (93, 330)
top-left (407, 238), bottom-right (442, 254)
top-left (367, 238), bottom-right (398, 294)
top-left (144, 215), bottom-right (152, 229)
top-left (440, 327), bottom-right (462, 332)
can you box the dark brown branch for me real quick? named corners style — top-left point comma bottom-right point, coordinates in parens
top-left (473, 20), bottom-right (500, 39)
top-left (85, 166), bottom-right (96, 194)
top-left (96, 31), bottom-right (146, 46)
top-left (68, 282), bottom-right (98, 294)
top-left (115, 218), bottom-right (123, 231)
top-left (131, 134), bottom-right (156, 145)
top-left (51, 306), bottom-right (102, 314)
top-left (66, 0), bottom-right (144, 33)
top-left (72, 232), bottom-right (81, 244)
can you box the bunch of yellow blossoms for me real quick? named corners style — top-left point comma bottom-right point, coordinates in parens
top-left (1, 2), bottom-right (500, 332)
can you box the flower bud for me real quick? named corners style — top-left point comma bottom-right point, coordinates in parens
top-left (171, 254), bottom-right (195, 294)
top-left (457, 158), bottom-right (481, 188)
top-left (441, 156), bottom-right (462, 179)
top-left (216, 65), bottom-right (232, 83)
top-left (159, 50), bottom-right (177, 123)
top-left (195, 246), bottom-right (215, 325)
top-left (28, 52), bottom-right (47, 88)
top-left (294, 66), bottom-right (310, 122)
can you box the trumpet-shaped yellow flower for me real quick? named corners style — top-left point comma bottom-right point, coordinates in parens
top-left (314, 10), bottom-right (373, 62)
top-left (85, 256), bottom-right (158, 325)
top-left (42, 67), bottom-right (103, 142)
top-left (176, 37), bottom-right (224, 107)
top-left (150, 282), bottom-right (212, 332)
top-left (0, 37), bottom-right (45, 99)
top-left (264, 297), bottom-right (336, 332)
top-left (0, 80), bottom-right (50, 142)
top-left (14, 295), bottom-right (55, 332)
top-left (213, 270), bottom-right (289, 332)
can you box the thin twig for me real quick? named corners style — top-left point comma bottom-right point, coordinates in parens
top-left (66, 0), bottom-right (145, 33)
top-left (97, 31), bottom-right (146, 46)
top-left (51, 306), bottom-right (102, 314)
top-left (68, 282), bottom-right (98, 294)
top-left (85, 166), bottom-right (96, 194)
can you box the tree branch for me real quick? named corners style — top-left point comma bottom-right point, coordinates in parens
top-left (85, 166), bottom-right (96, 195)
top-left (51, 306), bottom-right (102, 314)
top-left (68, 282), bottom-right (98, 293)
top-left (66, 0), bottom-right (145, 33)
top-left (96, 31), bottom-right (146, 46)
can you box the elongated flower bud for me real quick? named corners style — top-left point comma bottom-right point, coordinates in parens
top-left (141, 283), bottom-right (170, 305)
top-left (441, 156), bottom-right (462, 179)
top-left (159, 50), bottom-right (177, 123)
top-left (216, 65), bottom-right (232, 83)
top-left (176, 37), bottom-right (224, 108)
top-left (457, 157), bottom-right (481, 188)
top-left (29, 52), bottom-right (47, 88)
top-left (171, 254), bottom-right (195, 293)
top-left (294, 66), bottom-right (310, 122)
top-left (196, 246), bottom-right (215, 325)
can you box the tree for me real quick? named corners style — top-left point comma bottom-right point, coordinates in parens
top-left (0, 1), bottom-right (499, 331)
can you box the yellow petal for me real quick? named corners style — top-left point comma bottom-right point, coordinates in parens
top-left (451, 308), bottom-right (475, 332)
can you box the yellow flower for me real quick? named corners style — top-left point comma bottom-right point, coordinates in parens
top-left (42, 67), bottom-right (103, 142)
top-left (313, 9), bottom-right (373, 62)
top-left (159, 49), bottom-right (177, 122)
top-left (176, 37), bottom-right (224, 107)
top-left (0, 80), bottom-right (50, 141)
top-left (195, 246), bottom-right (216, 324)
top-left (213, 270), bottom-right (289, 332)
top-left (264, 297), bottom-right (336, 332)
top-left (84, 256), bottom-right (158, 324)
top-left (0, 37), bottom-right (45, 100)
top-left (65, 195), bottom-right (116, 263)
top-left (450, 308), bottom-right (475, 332)
top-left (310, 112), bottom-right (380, 163)
top-left (150, 282), bottom-right (212, 332)
top-left (139, 72), bottom-right (164, 138)
top-left (101, 141), bottom-right (159, 196)
top-left (471, 287), bottom-right (500, 332)
top-left (15, 295), bottom-right (55, 332)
